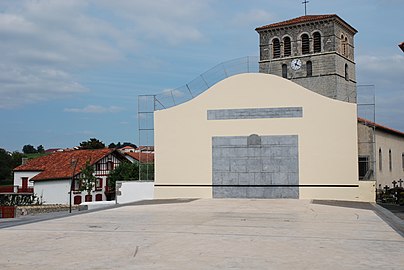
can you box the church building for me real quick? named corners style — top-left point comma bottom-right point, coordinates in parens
top-left (152, 14), bottom-right (403, 201)
top-left (153, 15), bottom-right (374, 201)
top-left (255, 14), bottom-right (357, 103)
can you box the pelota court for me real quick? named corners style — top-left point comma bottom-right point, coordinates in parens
top-left (0, 199), bottom-right (403, 269)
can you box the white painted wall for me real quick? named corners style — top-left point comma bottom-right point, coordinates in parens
top-left (116, 181), bottom-right (154, 204)
top-left (376, 130), bottom-right (404, 188)
top-left (154, 73), bottom-right (368, 201)
top-left (34, 180), bottom-right (71, 205)
top-left (14, 171), bottom-right (40, 187)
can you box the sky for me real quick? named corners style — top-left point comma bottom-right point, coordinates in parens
top-left (0, 0), bottom-right (403, 152)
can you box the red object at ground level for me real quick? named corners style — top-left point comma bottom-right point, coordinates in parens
top-left (0, 206), bottom-right (16, 218)
top-left (17, 187), bottom-right (34, 193)
top-left (0, 186), bottom-right (15, 193)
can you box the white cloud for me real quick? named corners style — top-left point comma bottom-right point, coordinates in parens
top-left (0, 64), bottom-right (87, 109)
top-left (232, 9), bottom-right (275, 27)
top-left (357, 53), bottom-right (404, 131)
top-left (64, 105), bottom-right (124, 113)
top-left (357, 54), bottom-right (404, 82)
top-left (96, 0), bottom-right (210, 45)
top-left (0, 0), bottom-right (213, 108)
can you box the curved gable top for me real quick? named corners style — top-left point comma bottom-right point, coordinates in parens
top-left (157, 73), bottom-right (356, 115)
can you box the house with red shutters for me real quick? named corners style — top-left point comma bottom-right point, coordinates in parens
top-left (13, 148), bottom-right (127, 205)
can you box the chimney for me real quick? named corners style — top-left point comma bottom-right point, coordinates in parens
top-left (21, 158), bottom-right (28, 165)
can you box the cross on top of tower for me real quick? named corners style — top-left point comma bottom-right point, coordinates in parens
top-left (302, 0), bottom-right (309, 16)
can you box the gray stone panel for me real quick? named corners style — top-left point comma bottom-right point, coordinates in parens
top-left (208, 107), bottom-right (303, 120)
top-left (213, 187), bottom-right (247, 198)
top-left (212, 135), bottom-right (299, 199)
top-left (238, 173), bottom-right (255, 185)
top-left (213, 185), bottom-right (298, 199)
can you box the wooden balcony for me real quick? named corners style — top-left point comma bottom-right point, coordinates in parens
top-left (0, 185), bottom-right (34, 194)
top-left (17, 187), bottom-right (34, 194)
top-left (0, 186), bottom-right (16, 193)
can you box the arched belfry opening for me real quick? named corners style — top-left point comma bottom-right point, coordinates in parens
top-left (256, 14), bottom-right (358, 103)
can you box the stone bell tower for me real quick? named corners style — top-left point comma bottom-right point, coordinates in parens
top-left (256, 14), bottom-right (357, 103)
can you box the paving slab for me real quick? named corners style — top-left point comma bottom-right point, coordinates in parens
top-left (0, 199), bottom-right (403, 269)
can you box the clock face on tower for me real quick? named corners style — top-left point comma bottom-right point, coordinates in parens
top-left (291, 59), bottom-right (302, 71)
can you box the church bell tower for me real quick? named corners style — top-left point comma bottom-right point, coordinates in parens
top-left (256, 14), bottom-right (357, 103)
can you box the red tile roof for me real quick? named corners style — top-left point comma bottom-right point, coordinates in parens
top-left (256, 14), bottom-right (357, 33)
top-left (14, 148), bottom-right (115, 181)
top-left (126, 152), bottom-right (154, 163)
top-left (358, 117), bottom-right (404, 137)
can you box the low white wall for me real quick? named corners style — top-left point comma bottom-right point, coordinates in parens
top-left (34, 180), bottom-right (70, 205)
top-left (116, 181), bottom-right (154, 204)
top-left (79, 201), bottom-right (116, 211)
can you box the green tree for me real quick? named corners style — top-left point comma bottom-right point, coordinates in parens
top-left (140, 163), bottom-right (154, 181)
top-left (79, 160), bottom-right (96, 195)
top-left (108, 162), bottom-right (139, 189)
top-left (0, 148), bottom-right (12, 181)
top-left (79, 138), bottom-right (105, 149)
top-left (11, 151), bottom-right (24, 168)
top-left (108, 143), bottom-right (117, 149)
top-left (37, 145), bottom-right (45, 153)
top-left (108, 162), bottom-right (154, 190)
top-left (22, 144), bottom-right (37, 154)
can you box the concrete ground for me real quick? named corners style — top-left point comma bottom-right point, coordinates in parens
top-left (0, 199), bottom-right (403, 270)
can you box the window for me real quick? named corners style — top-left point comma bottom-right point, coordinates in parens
top-left (73, 179), bottom-right (81, 191)
top-left (273, 38), bottom-right (280, 58)
top-left (107, 161), bottom-right (114, 171)
top-left (344, 37), bottom-right (348, 56)
top-left (96, 163), bottom-right (102, 171)
top-left (342, 36), bottom-right (348, 56)
top-left (283, 36), bottom-right (291, 57)
top-left (95, 178), bottom-right (103, 191)
top-left (301, 34), bottom-right (310, 55)
top-left (313, 32), bottom-right (321, 53)
top-left (306, 61), bottom-right (312, 77)
top-left (389, 149), bottom-right (392, 171)
top-left (21, 177), bottom-right (28, 189)
top-left (402, 153), bottom-right (404, 171)
top-left (379, 148), bottom-right (382, 171)
top-left (358, 156), bottom-right (369, 180)
top-left (345, 64), bottom-right (349, 81)
top-left (340, 34), bottom-right (350, 57)
top-left (282, 64), bottom-right (287, 78)
top-left (74, 195), bottom-right (82, 205)
top-left (95, 194), bottom-right (103, 201)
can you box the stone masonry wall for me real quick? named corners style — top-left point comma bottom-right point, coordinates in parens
top-left (257, 18), bottom-right (356, 103)
top-left (212, 135), bottom-right (299, 199)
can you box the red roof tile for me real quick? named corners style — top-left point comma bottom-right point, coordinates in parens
top-left (358, 117), bottom-right (404, 137)
top-left (14, 148), bottom-right (115, 181)
top-left (126, 152), bottom-right (154, 163)
top-left (256, 14), bottom-right (357, 33)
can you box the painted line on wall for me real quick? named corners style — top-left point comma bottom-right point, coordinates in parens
top-left (154, 184), bottom-right (359, 188)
